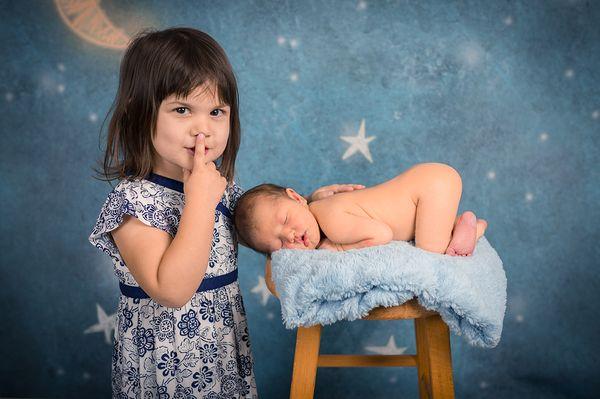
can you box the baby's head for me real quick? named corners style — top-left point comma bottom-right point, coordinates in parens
top-left (234, 184), bottom-right (321, 254)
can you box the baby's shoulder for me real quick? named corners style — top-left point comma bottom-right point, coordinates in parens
top-left (309, 196), bottom-right (352, 219)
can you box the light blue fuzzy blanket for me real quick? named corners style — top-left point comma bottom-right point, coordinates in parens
top-left (270, 237), bottom-right (506, 348)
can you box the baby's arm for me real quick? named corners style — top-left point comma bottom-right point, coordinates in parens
top-left (313, 202), bottom-right (393, 250)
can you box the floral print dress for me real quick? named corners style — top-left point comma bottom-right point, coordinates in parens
top-left (89, 173), bottom-right (257, 398)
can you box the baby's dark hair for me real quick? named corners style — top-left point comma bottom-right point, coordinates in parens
top-left (234, 183), bottom-right (288, 254)
top-left (95, 27), bottom-right (240, 184)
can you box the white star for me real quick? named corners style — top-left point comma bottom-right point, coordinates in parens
top-left (393, 111), bottom-right (402, 120)
top-left (461, 42), bottom-right (484, 67)
top-left (503, 16), bottom-right (513, 26)
top-left (5, 92), bottom-right (13, 102)
top-left (57, 63), bottom-right (66, 72)
top-left (592, 110), bottom-right (599, 119)
top-left (480, 380), bottom-right (489, 389)
top-left (57, 84), bottom-right (66, 93)
top-left (89, 112), bottom-right (98, 123)
top-left (357, 1), bottom-right (367, 11)
top-left (487, 170), bottom-right (496, 180)
top-left (539, 132), bottom-right (549, 142)
top-left (525, 192), bottom-right (534, 202)
top-left (340, 119), bottom-right (376, 163)
top-left (365, 335), bottom-right (407, 355)
top-left (251, 276), bottom-right (272, 306)
top-left (290, 72), bottom-right (299, 82)
top-left (564, 68), bottom-right (574, 79)
top-left (516, 314), bottom-right (524, 323)
top-left (289, 38), bottom-right (299, 48)
top-left (277, 36), bottom-right (286, 46)
top-left (84, 303), bottom-right (116, 344)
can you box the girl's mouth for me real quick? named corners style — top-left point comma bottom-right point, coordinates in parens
top-left (187, 147), bottom-right (209, 156)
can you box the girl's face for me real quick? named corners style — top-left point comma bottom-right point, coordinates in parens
top-left (152, 83), bottom-right (231, 180)
top-left (250, 189), bottom-right (321, 253)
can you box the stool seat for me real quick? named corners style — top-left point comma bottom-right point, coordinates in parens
top-left (265, 257), bottom-right (455, 399)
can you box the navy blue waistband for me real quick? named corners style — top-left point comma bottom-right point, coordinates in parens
top-left (119, 269), bottom-right (238, 299)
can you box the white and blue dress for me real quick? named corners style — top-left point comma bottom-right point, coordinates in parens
top-left (89, 173), bottom-right (257, 398)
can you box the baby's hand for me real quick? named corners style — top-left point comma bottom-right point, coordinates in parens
top-left (308, 183), bottom-right (365, 203)
top-left (317, 238), bottom-right (343, 252)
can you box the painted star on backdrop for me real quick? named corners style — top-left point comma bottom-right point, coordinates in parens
top-left (251, 276), bottom-right (272, 306)
top-left (84, 303), bottom-right (116, 344)
top-left (365, 335), bottom-right (407, 355)
top-left (340, 119), bottom-right (376, 163)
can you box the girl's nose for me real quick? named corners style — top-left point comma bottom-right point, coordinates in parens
top-left (193, 120), bottom-right (211, 138)
top-left (194, 131), bottom-right (210, 139)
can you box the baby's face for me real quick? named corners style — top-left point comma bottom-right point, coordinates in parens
top-left (250, 189), bottom-right (321, 253)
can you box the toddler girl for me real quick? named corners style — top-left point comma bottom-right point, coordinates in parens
top-left (88, 27), bottom-right (359, 398)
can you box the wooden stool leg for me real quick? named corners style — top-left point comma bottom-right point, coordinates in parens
top-left (290, 325), bottom-right (322, 399)
top-left (415, 315), bottom-right (454, 399)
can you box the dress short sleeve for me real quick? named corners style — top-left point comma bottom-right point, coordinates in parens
top-left (227, 181), bottom-right (245, 214)
top-left (88, 179), bottom-right (184, 263)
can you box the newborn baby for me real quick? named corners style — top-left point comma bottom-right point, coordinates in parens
top-left (234, 163), bottom-right (487, 255)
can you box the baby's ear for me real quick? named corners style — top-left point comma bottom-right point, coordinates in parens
top-left (285, 188), bottom-right (303, 201)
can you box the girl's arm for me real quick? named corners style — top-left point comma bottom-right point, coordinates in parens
top-left (112, 134), bottom-right (226, 308)
top-left (112, 202), bottom-right (216, 308)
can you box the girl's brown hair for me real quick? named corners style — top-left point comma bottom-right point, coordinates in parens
top-left (95, 27), bottom-right (240, 183)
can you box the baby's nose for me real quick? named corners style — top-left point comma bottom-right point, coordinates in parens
top-left (284, 230), bottom-right (298, 243)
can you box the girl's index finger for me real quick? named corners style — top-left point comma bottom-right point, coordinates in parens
top-left (194, 133), bottom-right (206, 165)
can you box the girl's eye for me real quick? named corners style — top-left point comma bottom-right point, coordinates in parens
top-left (174, 107), bottom-right (190, 115)
top-left (210, 109), bottom-right (226, 117)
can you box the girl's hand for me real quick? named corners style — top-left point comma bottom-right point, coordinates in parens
top-left (182, 134), bottom-right (227, 207)
top-left (307, 183), bottom-right (366, 203)
top-left (317, 238), bottom-right (343, 252)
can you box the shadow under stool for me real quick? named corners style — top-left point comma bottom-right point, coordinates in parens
top-left (265, 258), bottom-right (455, 399)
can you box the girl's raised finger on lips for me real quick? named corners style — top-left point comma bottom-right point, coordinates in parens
top-left (193, 133), bottom-right (206, 166)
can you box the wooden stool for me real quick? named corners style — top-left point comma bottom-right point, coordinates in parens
top-left (265, 258), bottom-right (455, 399)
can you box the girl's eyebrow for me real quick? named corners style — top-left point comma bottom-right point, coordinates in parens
top-left (167, 100), bottom-right (229, 108)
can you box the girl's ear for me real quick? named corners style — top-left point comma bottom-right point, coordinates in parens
top-left (285, 188), bottom-right (307, 204)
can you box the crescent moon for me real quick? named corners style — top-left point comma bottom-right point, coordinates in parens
top-left (54, 0), bottom-right (130, 50)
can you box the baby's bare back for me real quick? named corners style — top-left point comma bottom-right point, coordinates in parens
top-left (312, 174), bottom-right (418, 241)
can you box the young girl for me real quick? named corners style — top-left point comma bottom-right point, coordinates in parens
top-left (88, 27), bottom-right (361, 398)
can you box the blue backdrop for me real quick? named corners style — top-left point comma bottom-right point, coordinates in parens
top-left (1, 0), bottom-right (599, 398)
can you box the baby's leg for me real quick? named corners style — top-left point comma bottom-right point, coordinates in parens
top-left (408, 163), bottom-right (464, 253)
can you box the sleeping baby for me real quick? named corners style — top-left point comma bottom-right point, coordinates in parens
top-left (234, 163), bottom-right (488, 255)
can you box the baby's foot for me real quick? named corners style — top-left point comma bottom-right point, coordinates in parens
top-left (445, 211), bottom-right (477, 256)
